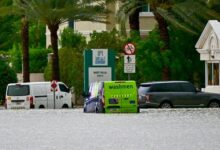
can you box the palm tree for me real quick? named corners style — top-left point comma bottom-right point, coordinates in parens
top-left (117, 0), bottom-right (174, 80)
top-left (0, 0), bottom-right (30, 82)
top-left (117, 0), bottom-right (145, 37)
top-left (17, 0), bottom-right (109, 81)
top-left (149, 1), bottom-right (174, 80)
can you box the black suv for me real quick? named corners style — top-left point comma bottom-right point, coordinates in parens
top-left (138, 81), bottom-right (220, 108)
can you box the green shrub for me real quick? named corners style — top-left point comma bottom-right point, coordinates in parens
top-left (135, 28), bottom-right (164, 83)
top-left (29, 22), bottom-right (46, 48)
top-left (169, 26), bottom-right (204, 86)
top-left (60, 28), bottom-right (86, 50)
top-left (44, 48), bottom-right (84, 101)
top-left (87, 29), bottom-right (125, 53)
top-left (0, 59), bottom-right (17, 102)
top-left (9, 46), bottom-right (51, 73)
top-left (9, 44), bottom-right (22, 72)
top-left (45, 30), bottom-right (86, 101)
top-left (29, 48), bottom-right (51, 72)
top-left (44, 61), bottom-right (52, 81)
top-left (134, 26), bottom-right (204, 87)
top-left (59, 47), bottom-right (83, 100)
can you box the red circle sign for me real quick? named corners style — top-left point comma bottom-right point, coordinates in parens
top-left (51, 80), bottom-right (57, 89)
top-left (124, 43), bottom-right (135, 55)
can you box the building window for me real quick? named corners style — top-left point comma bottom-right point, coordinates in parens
top-left (68, 20), bottom-right (74, 29)
top-left (141, 4), bottom-right (150, 12)
top-left (208, 63), bottom-right (219, 85)
top-left (139, 3), bottom-right (153, 17)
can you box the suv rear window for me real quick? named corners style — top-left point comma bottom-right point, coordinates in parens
top-left (7, 85), bottom-right (30, 96)
top-left (150, 84), bottom-right (167, 92)
top-left (138, 85), bottom-right (151, 95)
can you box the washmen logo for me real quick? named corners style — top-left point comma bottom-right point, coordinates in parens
top-left (109, 84), bottom-right (134, 89)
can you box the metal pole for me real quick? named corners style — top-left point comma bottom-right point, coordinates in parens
top-left (53, 90), bottom-right (55, 109)
top-left (128, 73), bottom-right (130, 80)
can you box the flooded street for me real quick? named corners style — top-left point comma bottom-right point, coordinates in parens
top-left (0, 108), bottom-right (219, 150)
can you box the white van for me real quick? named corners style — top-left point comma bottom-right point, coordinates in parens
top-left (5, 82), bottom-right (72, 109)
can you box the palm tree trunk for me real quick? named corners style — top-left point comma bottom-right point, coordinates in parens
top-left (128, 0), bottom-right (144, 37)
top-left (129, 7), bottom-right (140, 37)
top-left (21, 16), bottom-right (30, 82)
top-left (154, 12), bottom-right (170, 80)
top-left (48, 24), bottom-right (60, 81)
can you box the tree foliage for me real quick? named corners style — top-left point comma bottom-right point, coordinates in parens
top-left (29, 22), bottom-right (46, 48)
top-left (87, 29), bottom-right (125, 53)
top-left (168, 26), bottom-right (204, 86)
top-left (9, 44), bottom-right (22, 73)
top-left (9, 46), bottom-right (51, 73)
top-left (0, 15), bottom-right (20, 50)
top-left (0, 59), bottom-right (17, 101)
top-left (59, 32), bottom-right (85, 102)
top-left (16, 0), bottom-right (111, 81)
top-left (135, 29), bottom-right (164, 83)
top-left (60, 28), bottom-right (86, 51)
top-left (134, 26), bottom-right (204, 87)
top-left (59, 47), bottom-right (83, 102)
top-left (45, 28), bottom-right (86, 102)
top-left (158, 0), bottom-right (220, 35)
top-left (0, 0), bottom-right (19, 51)
top-left (29, 48), bottom-right (51, 72)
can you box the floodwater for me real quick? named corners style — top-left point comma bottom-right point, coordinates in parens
top-left (0, 108), bottom-right (219, 150)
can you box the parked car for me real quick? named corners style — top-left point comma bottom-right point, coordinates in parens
top-left (138, 81), bottom-right (220, 108)
top-left (83, 81), bottom-right (139, 113)
top-left (83, 82), bottom-right (104, 113)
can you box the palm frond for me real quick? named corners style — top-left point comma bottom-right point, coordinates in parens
top-left (14, 0), bottom-right (109, 25)
top-left (157, 8), bottom-right (197, 35)
top-left (157, 0), bottom-right (220, 35)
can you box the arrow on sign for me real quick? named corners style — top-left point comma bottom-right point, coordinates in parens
top-left (127, 55), bottom-right (132, 63)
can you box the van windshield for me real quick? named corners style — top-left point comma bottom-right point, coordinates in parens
top-left (7, 85), bottom-right (30, 96)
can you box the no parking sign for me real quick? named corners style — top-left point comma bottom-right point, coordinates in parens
top-left (51, 80), bottom-right (57, 90)
top-left (124, 43), bottom-right (135, 55)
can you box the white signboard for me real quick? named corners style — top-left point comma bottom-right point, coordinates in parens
top-left (124, 55), bottom-right (136, 64)
top-left (124, 64), bottom-right (136, 73)
top-left (124, 55), bottom-right (136, 73)
top-left (89, 67), bottom-right (112, 86)
top-left (92, 49), bottom-right (108, 66)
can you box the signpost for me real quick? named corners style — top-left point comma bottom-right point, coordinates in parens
top-left (124, 43), bottom-right (136, 80)
top-left (51, 80), bottom-right (57, 109)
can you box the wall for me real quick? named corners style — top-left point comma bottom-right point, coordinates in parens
top-left (17, 73), bottom-right (45, 83)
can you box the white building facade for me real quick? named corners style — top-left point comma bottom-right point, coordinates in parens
top-left (46, 2), bottom-right (156, 48)
top-left (196, 20), bottom-right (220, 93)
